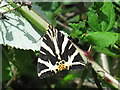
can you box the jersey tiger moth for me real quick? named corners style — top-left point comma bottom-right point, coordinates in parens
top-left (37, 25), bottom-right (85, 79)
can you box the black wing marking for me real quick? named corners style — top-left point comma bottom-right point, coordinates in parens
top-left (37, 26), bottom-right (85, 79)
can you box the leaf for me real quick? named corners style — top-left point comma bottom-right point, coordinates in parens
top-left (87, 32), bottom-right (118, 48)
top-left (100, 2), bottom-right (115, 31)
top-left (32, 4), bottom-right (51, 24)
top-left (69, 23), bottom-right (81, 30)
top-left (116, 33), bottom-right (120, 46)
top-left (69, 23), bottom-right (82, 38)
top-left (87, 8), bottom-right (101, 31)
top-left (100, 21), bottom-right (108, 32)
top-left (68, 15), bottom-right (80, 22)
top-left (0, 13), bottom-right (42, 51)
top-left (78, 21), bottom-right (86, 29)
top-left (35, 2), bottom-right (53, 11)
top-left (93, 46), bottom-right (120, 57)
top-left (87, 2), bottom-right (115, 32)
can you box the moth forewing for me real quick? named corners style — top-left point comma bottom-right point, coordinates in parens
top-left (70, 41), bottom-right (88, 64)
top-left (47, 28), bottom-right (61, 60)
top-left (37, 58), bottom-right (59, 78)
top-left (38, 58), bottom-right (53, 70)
top-left (38, 68), bottom-right (50, 77)
top-left (69, 50), bottom-right (79, 63)
top-left (61, 35), bottom-right (69, 54)
top-left (41, 41), bottom-right (55, 57)
top-left (71, 62), bottom-right (86, 66)
top-left (67, 49), bottom-right (86, 70)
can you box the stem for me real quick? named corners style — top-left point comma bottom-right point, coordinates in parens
top-left (56, 20), bottom-right (72, 31)
top-left (71, 41), bottom-right (120, 89)
top-left (58, 13), bottom-right (67, 22)
top-left (3, 47), bottom-right (18, 88)
top-left (5, 66), bottom-right (17, 87)
top-left (100, 53), bottom-right (110, 73)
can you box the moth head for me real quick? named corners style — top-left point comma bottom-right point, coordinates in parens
top-left (55, 60), bottom-right (69, 72)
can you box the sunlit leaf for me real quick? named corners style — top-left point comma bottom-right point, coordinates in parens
top-left (87, 32), bottom-right (118, 48)
top-left (0, 13), bottom-right (42, 51)
top-left (100, 2), bottom-right (115, 31)
top-left (87, 8), bottom-right (101, 31)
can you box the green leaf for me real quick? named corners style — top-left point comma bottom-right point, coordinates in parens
top-left (69, 23), bottom-right (81, 30)
top-left (53, 6), bottom-right (62, 16)
top-left (87, 8), bottom-right (101, 31)
top-left (0, 13), bottom-right (42, 51)
top-left (116, 33), bottom-right (120, 46)
top-left (44, 6), bottom-right (62, 26)
top-left (36, 2), bottom-right (61, 26)
top-left (87, 2), bottom-right (115, 32)
top-left (100, 2), bottom-right (115, 31)
top-left (32, 4), bottom-right (51, 24)
top-left (93, 46), bottom-right (120, 57)
top-left (69, 23), bottom-right (83, 38)
top-left (100, 21), bottom-right (108, 32)
top-left (35, 2), bottom-right (53, 11)
top-left (87, 32), bottom-right (118, 48)
top-left (68, 15), bottom-right (80, 22)
top-left (78, 21), bottom-right (86, 29)
top-left (51, 6), bottom-right (62, 26)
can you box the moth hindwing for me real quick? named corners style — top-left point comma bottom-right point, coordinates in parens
top-left (37, 26), bottom-right (85, 79)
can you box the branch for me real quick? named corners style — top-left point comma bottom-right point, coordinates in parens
top-left (100, 53), bottom-right (110, 73)
top-left (56, 20), bottom-right (72, 31)
top-left (71, 41), bottom-right (120, 89)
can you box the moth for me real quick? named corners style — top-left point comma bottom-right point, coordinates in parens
top-left (37, 25), bottom-right (85, 79)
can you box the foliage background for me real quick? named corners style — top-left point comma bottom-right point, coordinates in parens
top-left (1, 1), bottom-right (120, 89)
